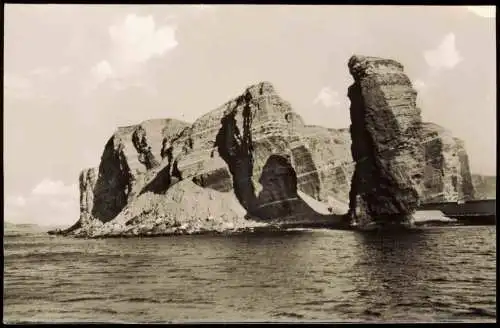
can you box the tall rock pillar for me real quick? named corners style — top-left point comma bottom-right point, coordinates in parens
top-left (346, 55), bottom-right (425, 227)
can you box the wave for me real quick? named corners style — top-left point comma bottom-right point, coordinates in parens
top-left (295, 299), bottom-right (340, 306)
top-left (4, 232), bottom-right (46, 238)
top-left (3, 225), bottom-right (495, 323)
top-left (4, 251), bottom-right (87, 259)
top-left (124, 297), bottom-right (161, 304)
top-left (455, 307), bottom-right (496, 319)
top-left (272, 311), bottom-right (305, 319)
top-left (61, 296), bottom-right (111, 303)
top-left (3, 251), bottom-right (140, 261)
top-left (93, 308), bottom-right (119, 315)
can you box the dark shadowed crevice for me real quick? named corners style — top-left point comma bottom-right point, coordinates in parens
top-left (172, 160), bottom-right (182, 180)
top-left (132, 126), bottom-right (160, 170)
top-left (191, 168), bottom-right (233, 192)
top-left (215, 96), bottom-right (258, 213)
top-left (140, 165), bottom-right (172, 195)
top-left (140, 125), bottom-right (194, 196)
top-left (451, 175), bottom-right (458, 193)
top-left (91, 137), bottom-right (132, 222)
top-left (456, 142), bottom-right (475, 200)
top-left (423, 138), bottom-right (445, 202)
top-left (254, 154), bottom-right (298, 218)
top-left (214, 91), bottom-right (348, 226)
top-left (140, 136), bottom-right (186, 195)
top-left (347, 82), bottom-right (376, 220)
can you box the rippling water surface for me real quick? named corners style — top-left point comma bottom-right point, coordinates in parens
top-left (3, 226), bottom-right (496, 323)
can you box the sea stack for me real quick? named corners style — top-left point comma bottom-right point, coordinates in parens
top-left (346, 55), bottom-right (425, 228)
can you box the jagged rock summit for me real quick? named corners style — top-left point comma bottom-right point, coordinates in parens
top-left (55, 81), bottom-right (355, 237)
top-left (51, 55), bottom-right (476, 237)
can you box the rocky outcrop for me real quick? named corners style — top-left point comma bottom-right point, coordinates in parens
top-left (421, 122), bottom-right (475, 202)
top-left (51, 168), bottom-right (98, 235)
top-left (89, 119), bottom-right (189, 223)
top-left (471, 174), bottom-right (496, 200)
top-left (299, 126), bottom-right (353, 207)
top-left (199, 82), bottom-right (348, 221)
top-left (79, 168), bottom-right (97, 220)
top-left (80, 180), bottom-right (268, 238)
top-left (60, 82), bottom-right (351, 238)
top-left (54, 56), bottom-right (477, 237)
top-left (346, 55), bottom-right (425, 227)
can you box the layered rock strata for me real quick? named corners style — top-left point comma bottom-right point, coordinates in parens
top-left (88, 119), bottom-right (190, 224)
top-left (471, 174), bottom-right (496, 200)
top-left (346, 55), bottom-right (425, 227)
top-left (57, 82), bottom-right (352, 237)
top-left (421, 122), bottom-right (475, 203)
top-left (51, 56), bottom-right (477, 237)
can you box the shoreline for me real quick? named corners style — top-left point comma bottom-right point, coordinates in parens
top-left (45, 196), bottom-right (496, 239)
top-left (46, 216), bottom-right (496, 239)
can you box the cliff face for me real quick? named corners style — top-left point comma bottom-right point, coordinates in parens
top-left (79, 168), bottom-right (98, 226)
top-left (56, 56), bottom-right (477, 237)
top-left (299, 126), bottom-right (353, 206)
top-left (471, 174), bottom-right (496, 200)
top-left (346, 55), bottom-right (425, 226)
top-left (421, 122), bottom-right (475, 202)
top-left (181, 82), bottom-right (349, 221)
top-left (62, 82), bottom-right (350, 237)
top-left (89, 119), bottom-right (190, 223)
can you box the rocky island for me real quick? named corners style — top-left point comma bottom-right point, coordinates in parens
top-left (51, 55), bottom-right (478, 238)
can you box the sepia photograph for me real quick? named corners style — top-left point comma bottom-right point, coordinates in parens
top-left (3, 3), bottom-right (497, 323)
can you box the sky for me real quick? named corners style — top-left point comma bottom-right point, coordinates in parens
top-left (3, 5), bottom-right (496, 226)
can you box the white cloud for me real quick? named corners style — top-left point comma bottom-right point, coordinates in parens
top-left (32, 179), bottom-right (77, 196)
top-left (5, 180), bottom-right (79, 227)
top-left (30, 67), bottom-right (51, 76)
top-left (4, 73), bottom-right (30, 88)
top-left (58, 66), bottom-right (71, 75)
top-left (91, 60), bottom-right (114, 84)
top-left (466, 6), bottom-right (496, 18)
top-left (6, 196), bottom-right (27, 207)
top-left (162, 5), bottom-right (217, 25)
top-left (89, 14), bottom-right (178, 87)
top-left (4, 73), bottom-right (33, 98)
top-left (417, 33), bottom-right (463, 95)
top-left (193, 4), bottom-right (215, 11)
top-left (191, 4), bottom-right (217, 16)
top-left (424, 33), bottom-right (462, 70)
top-left (109, 14), bottom-right (178, 64)
top-left (29, 66), bottom-right (71, 79)
top-left (5, 66), bottom-right (76, 100)
top-left (48, 199), bottom-right (75, 211)
top-left (313, 86), bottom-right (341, 108)
top-left (413, 79), bottom-right (427, 91)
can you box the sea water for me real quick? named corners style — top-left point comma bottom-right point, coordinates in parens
top-left (3, 225), bottom-right (496, 323)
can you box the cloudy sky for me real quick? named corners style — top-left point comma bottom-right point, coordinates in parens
top-left (4, 5), bottom-right (496, 226)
